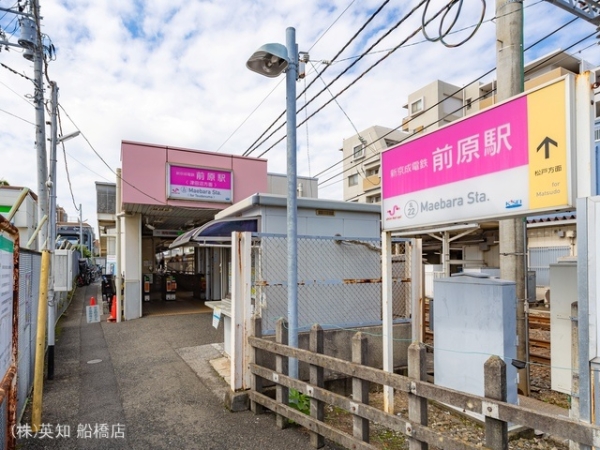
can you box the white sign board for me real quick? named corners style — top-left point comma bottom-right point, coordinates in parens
top-left (382, 78), bottom-right (574, 231)
top-left (86, 304), bottom-right (101, 323)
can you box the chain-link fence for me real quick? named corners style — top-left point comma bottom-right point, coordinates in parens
top-left (252, 234), bottom-right (412, 372)
top-left (252, 234), bottom-right (412, 334)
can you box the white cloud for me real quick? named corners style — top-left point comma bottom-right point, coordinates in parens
top-left (0, 0), bottom-right (597, 235)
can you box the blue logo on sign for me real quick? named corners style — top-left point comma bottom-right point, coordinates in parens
top-left (505, 199), bottom-right (523, 209)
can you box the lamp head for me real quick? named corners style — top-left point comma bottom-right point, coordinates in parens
top-left (246, 43), bottom-right (289, 78)
top-left (57, 131), bottom-right (81, 143)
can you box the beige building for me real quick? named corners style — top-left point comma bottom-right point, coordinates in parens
top-left (341, 49), bottom-right (598, 293)
top-left (343, 50), bottom-right (596, 205)
top-left (341, 125), bottom-right (409, 203)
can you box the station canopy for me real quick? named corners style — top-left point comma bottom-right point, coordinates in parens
top-left (169, 217), bottom-right (258, 249)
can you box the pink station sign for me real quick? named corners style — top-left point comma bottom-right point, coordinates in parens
top-left (168, 164), bottom-right (233, 203)
top-left (382, 96), bottom-right (531, 231)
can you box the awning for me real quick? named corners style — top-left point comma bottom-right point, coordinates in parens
top-left (169, 217), bottom-right (259, 249)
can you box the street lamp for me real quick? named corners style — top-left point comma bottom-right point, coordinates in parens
top-left (47, 81), bottom-right (80, 380)
top-left (247, 27), bottom-right (301, 378)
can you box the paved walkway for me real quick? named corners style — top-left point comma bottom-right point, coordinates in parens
top-left (18, 282), bottom-right (340, 450)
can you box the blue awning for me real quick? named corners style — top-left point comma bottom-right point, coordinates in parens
top-left (169, 217), bottom-right (259, 248)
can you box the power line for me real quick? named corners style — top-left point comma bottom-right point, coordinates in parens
top-left (58, 104), bottom-right (181, 207)
top-left (243, 0), bottom-right (394, 157)
top-left (218, 0), bottom-right (373, 156)
top-left (0, 62), bottom-right (34, 82)
top-left (246, 0), bottom-right (548, 161)
top-left (317, 22), bottom-right (592, 191)
top-left (254, 0), bottom-right (436, 159)
top-left (247, 0), bottom-right (478, 159)
top-left (0, 106), bottom-right (35, 124)
top-left (315, 15), bottom-right (582, 184)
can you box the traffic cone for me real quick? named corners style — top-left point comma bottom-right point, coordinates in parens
top-left (108, 295), bottom-right (116, 322)
top-left (90, 296), bottom-right (96, 306)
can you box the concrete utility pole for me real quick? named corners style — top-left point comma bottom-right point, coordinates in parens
top-left (496, 0), bottom-right (529, 396)
top-left (47, 81), bottom-right (58, 380)
top-left (32, 0), bottom-right (48, 252)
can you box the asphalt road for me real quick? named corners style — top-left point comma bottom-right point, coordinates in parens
top-left (17, 282), bottom-right (341, 450)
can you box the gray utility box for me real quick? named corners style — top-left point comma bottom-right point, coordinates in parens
top-left (433, 273), bottom-right (518, 408)
top-left (549, 260), bottom-right (577, 395)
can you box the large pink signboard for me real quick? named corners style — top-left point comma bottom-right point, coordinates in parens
top-left (168, 164), bottom-right (232, 203)
top-left (382, 96), bottom-right (530, 230)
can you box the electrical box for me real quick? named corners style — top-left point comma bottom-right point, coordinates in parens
top-left (433, 273), bottom-right (518, 413)
top-left (53, 249), bottom-right (74, 292)
top-left (549, 261), bottom-right (577, 394)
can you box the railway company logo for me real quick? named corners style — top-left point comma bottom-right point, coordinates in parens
top-left (505, 199), bottom-right (523, 209)
top-left (385, 204), bottom-right (402, 221)
top-left (404, 200), bottom-right (418, 219)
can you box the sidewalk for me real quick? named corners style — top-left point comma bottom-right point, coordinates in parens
top-left (18, 282), bottom-right (341, 450)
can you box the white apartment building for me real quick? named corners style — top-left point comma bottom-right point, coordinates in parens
top-left (341, 125), bottom-right (409, 203)
top-left (343, 50), bottom-right (597, 204)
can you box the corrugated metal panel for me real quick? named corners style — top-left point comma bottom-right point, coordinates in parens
top-left (529, 246), bottom-right (570, 286)
top-left (17, 249), bottom-right (40, 420)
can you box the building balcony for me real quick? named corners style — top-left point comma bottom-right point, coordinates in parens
top-left (362, 175), bottom-right (381, 191)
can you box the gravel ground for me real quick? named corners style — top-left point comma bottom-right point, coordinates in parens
top-left (321, 325), bottom-right (571, 449)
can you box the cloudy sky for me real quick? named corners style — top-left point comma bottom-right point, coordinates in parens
top-left (0, 0), bottom-right (597, 235)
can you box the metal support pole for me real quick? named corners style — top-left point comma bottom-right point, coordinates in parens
top-left (286, 27), bottom-right (299, 379)
top-left (79, 203), bottom-right (83, 250)
top-left (47, 81), bottom-right (58, 380)
top-left (496, 0), bottom-right (529, 396)
top-left (116, 169), bottom-right (122, 323)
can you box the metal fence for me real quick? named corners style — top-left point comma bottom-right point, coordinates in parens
top-left (529, 246), bottom-right (571, 286)
top-left (14, 248), bottom-right (77, 426)
top-left (17, 249), bottom-right (41, 423)
top-left (252, 234), bottom-right (411, 334)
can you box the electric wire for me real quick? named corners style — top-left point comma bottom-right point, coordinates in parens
top-left (0, 79), bottom-right (34, 106)
top-left (245, 0), bottom-right (556, 161)
top-left (214, 77), bottom-right (285, 152)
top-left (308, 0), bottom-right (359, 51)
top-left (0, 61), bottom-right (34, 82)
top-left (216, 0), bottom-right (368, 154)
top-left (242, 0), bottom-right (394, 157)
top-left (57, 112), bottom-right (80, 212)
top-left (316, 20), bottom-right (590, 191)
top-left (253, 0), bottom-right (438, 159)
top-left (0, 106), bottom-right (34, 124)
top-left (421, 0), bottom-right (486, 47)
top-left (248, 0), bottom-right (479, 159)
top-left (0, 2), bottom-right (19, 22)
top-left (58, 104), bottom-right (175, 207)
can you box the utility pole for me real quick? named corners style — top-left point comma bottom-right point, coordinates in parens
top-left (47, 81), bottom-right (58, 380)
top-left (32, 0), bottom-right (48, 252)
top-left (496, 0), bottom-right (529, 396)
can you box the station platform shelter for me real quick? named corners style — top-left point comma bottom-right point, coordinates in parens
top-left (117, 140), bottom-right (269, 320)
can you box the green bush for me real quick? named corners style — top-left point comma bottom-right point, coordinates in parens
top-left (289, 389), bottom-right (310, 415)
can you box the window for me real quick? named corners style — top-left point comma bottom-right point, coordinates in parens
top-left (353, 144), bottom-right (364, 159)
top-left (366, 167), bottom-right (379, 177)
top-left (366, 194), bottom-right (381, 204)
top-left (348, 174), bottom-right (359, 186)
top-left (410, 98), bottom-right (424, 115)
top-left (384, 139), bottom-right (399, 148)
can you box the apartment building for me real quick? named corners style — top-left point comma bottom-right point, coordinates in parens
top-left (341, 125), bottom-right (409, 203)
top-left (342, 49), bottom-right (598, 204)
